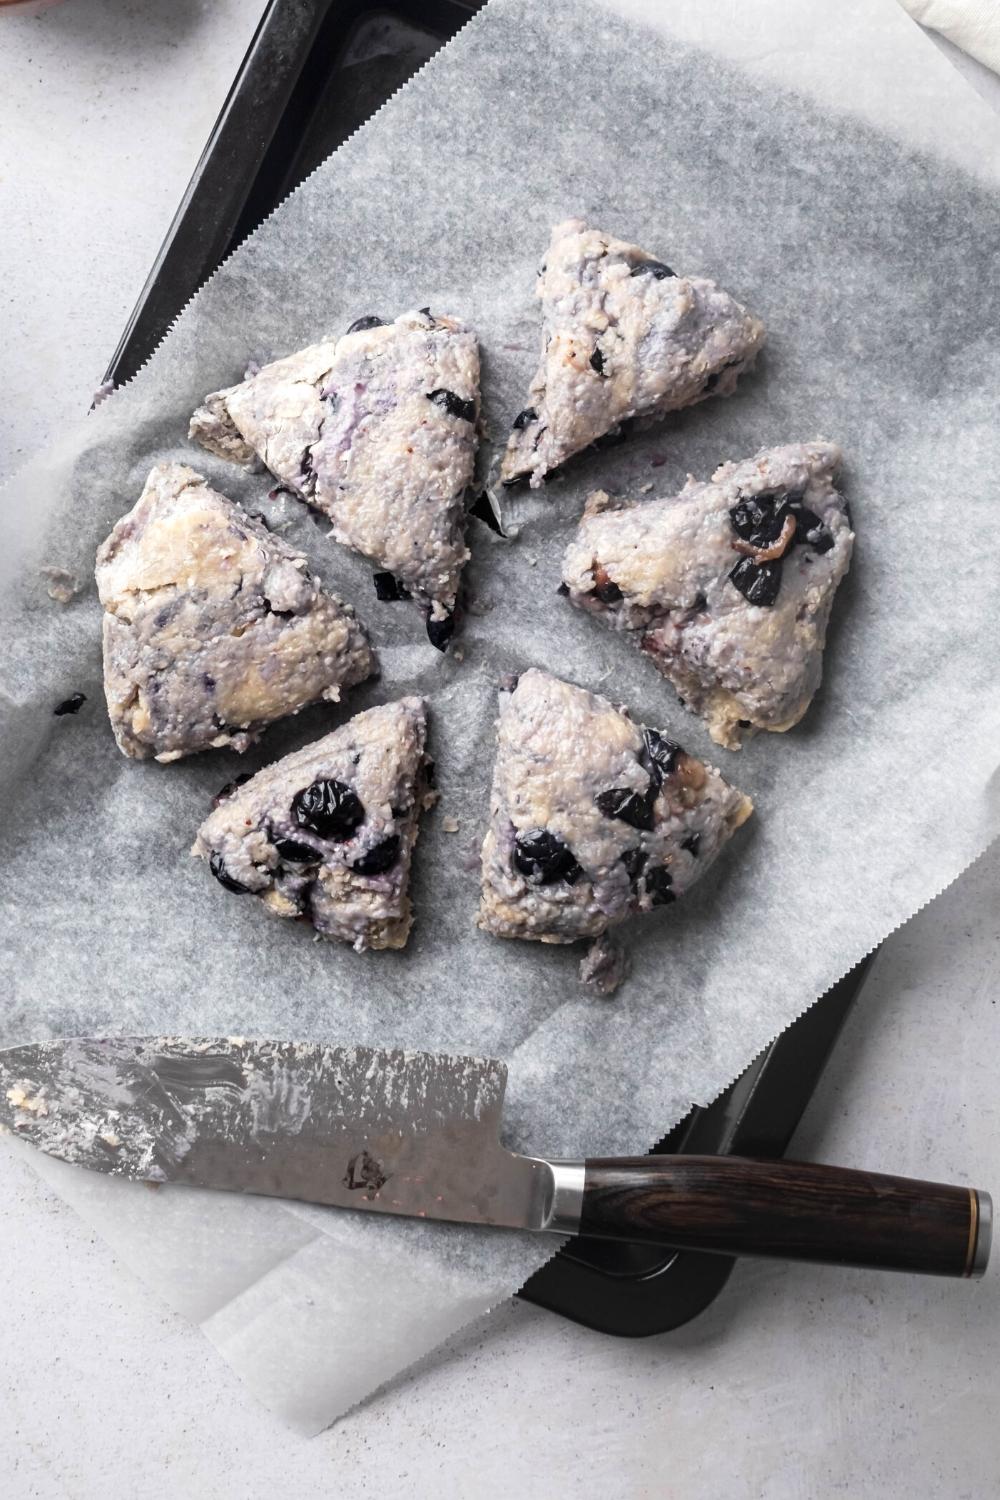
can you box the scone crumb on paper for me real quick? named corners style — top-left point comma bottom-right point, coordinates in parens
top-left (442, 815), bottom-right (461, 833)
top-left (579, 934), bottom-right (629, 996)
top-left (41, 566), bottom-right (81, 604)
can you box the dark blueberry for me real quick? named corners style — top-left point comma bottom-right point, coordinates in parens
top-left (202, 674), bottom-right (216, 691)
top-left (352, 835), bottom-right (401, 876)
top-left (591, 418), bottom-right (633, 451)
top-left (373, 571), bottom-right (410, 601)
top-left (691, 592), bottom-right (708, 612)
top-left (641, 727), bottom-right (683, 786)
top-left (704, 355), bottom-right (743, 393)
top-left (418, 306), bottom-right (432, 317)
top-left (426, 610), bottom-right (455, 651)
top-left (346, 316), bottom-right (387, 333)
top-left (630, 259), bottom-right (676, 279)
top-left (512, 407), bottom-right (537, 430)
top-left (737, 719), bottom-right (752, 728)
top-left (595, 787), bottom-right (655, 832)
top-left (595, 578), bottom-right (622, 605)
top-left (681, 832), bottom-right (701, 857)
top-left (512, 829), bottom-right (582, 886)
top-left (53, 692), bottom-right (86, 717)
top-left (556, 581), bottom-right (570, 597)
top-left (292, 778), bottom-right (365, 841)
top-left (273, 835), bottom-right (320, 864)
top-left (209, 851), bottom-right (252, 894)
top-left (729, 493), bottom-right (784, 545)
top-left (787, 501), bottom-right (834, 553)
top-left (620, 846), bottom-right (648, 883)
top-left (427, 388), bottom-right (476, 422)
top-left (212, 772), bottom-right (252, 807)
top-left (730, 491), bottom-right (833, 555)
top-left (644, 866), bottom-right (676, 906)
top-left (589, 347), bottom-right (607, 376)
top-left (729, 556), bottom-right (783, 606)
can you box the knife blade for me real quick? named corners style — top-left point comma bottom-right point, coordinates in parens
top-left (0, 1036), bottom-right (553, 1229)
top-left (0, 1036), bottom-right (991, 1279)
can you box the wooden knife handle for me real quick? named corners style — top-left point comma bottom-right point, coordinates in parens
top-left (576, 1156), bottom-right (991, 1277)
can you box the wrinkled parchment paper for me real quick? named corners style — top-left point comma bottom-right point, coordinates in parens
top-left (3, 0), bottom-right (1000, 1434)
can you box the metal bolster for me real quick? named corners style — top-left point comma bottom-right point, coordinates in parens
top-left (968, 1190), bottom-right (992, 1279)
top-left (539, 1160), bottom-right (586, 1235)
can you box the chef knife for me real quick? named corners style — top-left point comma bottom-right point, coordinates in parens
top-left (0, 1036), bottom-right (990, 1278)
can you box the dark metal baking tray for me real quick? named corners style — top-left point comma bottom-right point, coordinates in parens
top-left (104, 0), bottom-right (486, 386)
top-left (104, 0), bottom-right (875, 1335)
top-left (521, 959), bottom-right (871, 1334)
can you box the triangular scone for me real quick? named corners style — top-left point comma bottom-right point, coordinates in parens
top-left (192, 698), bottom-right (431, 951)
top-left (96, 464), bottom-right (374, 762)
top-left (478, 669), bottom-right (751, 948)
top-left (500, 219), bottom-right (765, 488)
top-left (561, 441), bottom-right (854, 751)
top-left (190, 310), bottom-right (480, 646)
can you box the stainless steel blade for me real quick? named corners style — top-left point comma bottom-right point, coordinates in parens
top-left (0, 1037), bottom-right (555, 1231)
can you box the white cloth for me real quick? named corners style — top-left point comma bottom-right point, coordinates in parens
top-left (900, 0), bottom-right (1000, 73)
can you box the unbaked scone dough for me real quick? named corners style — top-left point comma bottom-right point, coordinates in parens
top-left (500, 219), bottom-right (765, 488)
top-left (193, 697), bottom-right (431, 951)
top-left (561, 441), bottom-right (854, 749)
top-left (190, 309), bottom-right (480, 646)
top-left (478, 669), bottom-right (751, 952)
top-left (96, 463), bottom-right (374, 761)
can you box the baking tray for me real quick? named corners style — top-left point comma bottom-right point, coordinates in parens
top-left (104, 0), bottom-right (875, 1335)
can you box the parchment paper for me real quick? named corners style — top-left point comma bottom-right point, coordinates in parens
top-left (2, 0), bottom-right (1000, 1435)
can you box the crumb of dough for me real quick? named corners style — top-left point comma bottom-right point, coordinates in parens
top-left (41, 566), bottom-right (82, 603)
top-left (442, 815), bottom-right (461, 833)
top-left (579, 934), bottom-right (629, 996)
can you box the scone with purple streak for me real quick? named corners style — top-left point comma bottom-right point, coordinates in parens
top-left (190, 309), bottom-right (480, 648)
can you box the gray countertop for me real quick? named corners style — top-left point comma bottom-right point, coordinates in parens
top-left (1, 3), bottom-right (998, 1495)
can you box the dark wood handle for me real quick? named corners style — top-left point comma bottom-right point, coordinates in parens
top-left (578, 1157), bottom-right (990, 1277)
